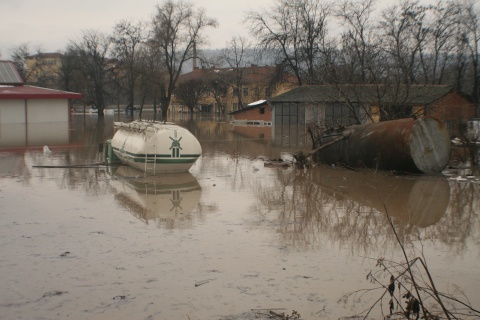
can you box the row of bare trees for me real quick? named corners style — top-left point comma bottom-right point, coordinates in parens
top-left (7, 0), bottom-right (480, 120)
top-left (247, 0), bottom-right (480, 117)
top-left (9, 0), bottom-right (216, 119)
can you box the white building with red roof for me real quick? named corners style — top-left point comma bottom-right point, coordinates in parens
top-left (0, 60), bottom-right (82, 124)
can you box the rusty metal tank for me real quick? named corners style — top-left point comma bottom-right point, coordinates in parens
top-left (317, 118), bottom-right (451, 174)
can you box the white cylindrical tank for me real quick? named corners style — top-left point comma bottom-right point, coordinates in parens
top-left (111, 120), bottom-right (202, 173)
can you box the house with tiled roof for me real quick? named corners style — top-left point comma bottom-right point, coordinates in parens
top-left (0, 60), bottom-right (82, 125)
top-left (267, 84), bottom-right (476, 137)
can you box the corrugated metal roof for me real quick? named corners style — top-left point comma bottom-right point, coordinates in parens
top-left (0, 85), bottom-right (82, 99)
top-left (267, 84), bottom-right (453, 105)
top-left (0, 61), bottom-right (24, 85)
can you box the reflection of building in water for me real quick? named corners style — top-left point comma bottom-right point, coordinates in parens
top-left (313, 167), bottom-right (450, 227)
top-left (0, 152), bottom-right (25, 176)
top-left (231, 122), bottom-right (309, 159)
top-left (0, 122), bottom-right (70, 148)
top-left (255, 166), bottom-right (455, 253)
top-left (272, 123), bottom-right (307, 148)
top-left (109, 166), bottom-right (201, 227)
top-left (232, 125), bottom-right (271, 140)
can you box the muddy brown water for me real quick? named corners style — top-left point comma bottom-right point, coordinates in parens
top-left (1, 112), bottom-right (479, 320)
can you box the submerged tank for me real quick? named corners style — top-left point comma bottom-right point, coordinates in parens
top-left (108, 120), bottom-right (202, 173)
top-left (317, 117), bottom-right (451, 174)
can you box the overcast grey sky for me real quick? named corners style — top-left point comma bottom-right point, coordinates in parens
top-left (0, 0), bottom-right (422, 59)
top-left (0, 0), bottom-right (280, 58)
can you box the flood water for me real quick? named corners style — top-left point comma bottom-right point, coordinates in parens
top-left (1, 112), bottom-right (479, 320)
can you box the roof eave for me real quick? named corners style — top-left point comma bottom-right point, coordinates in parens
top-left (0, 93), bottom-right (83, 99)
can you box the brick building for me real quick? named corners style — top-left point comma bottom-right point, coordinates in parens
top-left (229, 100), bottom-right (271, 125)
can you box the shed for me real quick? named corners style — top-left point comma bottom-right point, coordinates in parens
top-left (0, 60), bottom-right (82, 124)
top-left (229, 100), bottom-right (271, 126)
top-left (267, 84), bottom-right (475, 136)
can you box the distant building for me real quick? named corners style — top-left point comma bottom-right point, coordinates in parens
top-left (267, 84), bottom-right (476, 137)
top-left (0, 60), bottom-right (82, 125)
top-left (25, 52), bottom-right (63, 87)
top-left (173, 64), bottom-right (297, 114)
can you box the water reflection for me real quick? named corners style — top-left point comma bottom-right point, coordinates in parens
top-left (0, 122), bottom-right (70, 148)
top-left (272, 123), bottom-right (308, 148)
top-left (313, 167), bottom-right (450, 227)
top-left (0, 113), bottom-right (479, 319)
top-left (232, 124), bottom-right (271, 140)
top-left (1, 113), bottom-right (478, 250)
top-left (108, 166), bottom-right (202, 228)
top-left (252, 165), bottom-right (480, 255)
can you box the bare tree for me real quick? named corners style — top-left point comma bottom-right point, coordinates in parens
top-left (246, 0), bottom-right (332, 86)
top-left (451, 8), bottom-right (470, 94)
top-left (136, 44), bottom-right (165, 118)
top-left (221, 36), bottom-right (252, 108)
top-left (335, 0), bottom-right (380, 84)
top-left (150, 0), bottom-right (217, 120)
top-left (110, 19), bottom-right (146, 112)
top-left (458, 0), bottom-right (480, 116)
top-left (378, 0), bottom-right (430, 85)
top-left (175, 78), bottom-right (208, 114)
top-left (422, 1), bottom-right (460, 85)
top-left (10, 43), bottom-right (43, 84)
top-left (57, 50), bottom-right (80, 92)
top-left (207, 75), bottom-right (229, 114)
top-left (68, 29), bottom-right (112, 118)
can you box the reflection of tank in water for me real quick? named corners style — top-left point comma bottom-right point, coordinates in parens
top-left (313, 167), bottom-right (450, 227)
top-left (109, 166), bottom-right (201, 224)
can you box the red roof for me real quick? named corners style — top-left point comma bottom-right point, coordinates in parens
top-left (179, 65), bottom-right (295, 84)
top-left (0, 85), bottom-right (83, 99)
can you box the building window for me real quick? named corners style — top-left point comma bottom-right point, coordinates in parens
top-left (325, 102), bottom-right (360, 127)
top-left (274, 102), bottom-right (305, 126)
top-left (254, 87), bottom-right (260, 97)
top-left (243, 87), bottom-right (249, 96)
top-left (260, 107), bottom-right (265, 114)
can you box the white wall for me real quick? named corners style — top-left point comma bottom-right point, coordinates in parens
top-left (0, 99), bottom-right (26, 123)
top-left (0, 98), bottom-right (69, 124)
top-left (27, 99), bottom-right (69, 123)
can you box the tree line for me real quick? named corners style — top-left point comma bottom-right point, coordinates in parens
top-left (8, 0), bottom-right (480, 119)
